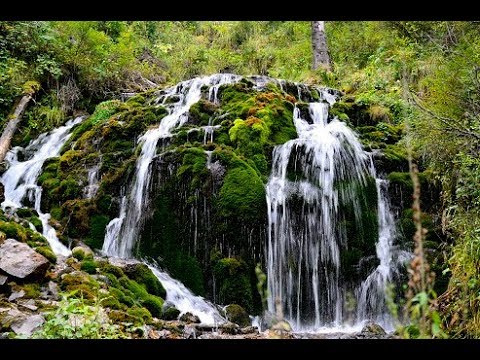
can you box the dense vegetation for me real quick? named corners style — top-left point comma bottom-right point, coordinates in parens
top-left (1, 21), bottom-right (480, 338)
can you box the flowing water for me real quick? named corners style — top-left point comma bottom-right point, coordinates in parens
top-left (0, 75), bottom-right (403, 332)
top-left (1, 117), bottom-right (84, 256)
top-left (102, 73), bottom-right (241, 258)
top-left (265, 91), bottom-right (399, 331)
top-left (101, 73), bottom-right (241, 324)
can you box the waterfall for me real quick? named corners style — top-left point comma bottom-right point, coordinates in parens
top-left (0, 117), bottom-right (84, 256)
top-left (266, 91), bottom-right (399, 331)
top-left (147, 262), bottom-right (224, 325)
top-left (84, 163), bottom-right (100, 199)
top-left (102, 73), bottom-right (241, 258)
top-left (356, 178), bottom-right (411, 331)
top-left (101, 73), bottom-right (241, 325)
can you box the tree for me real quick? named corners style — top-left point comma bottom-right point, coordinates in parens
top-left (311, 21), bottom-right (331, 71)
top-left (0, 81), bottom-right (39, 162)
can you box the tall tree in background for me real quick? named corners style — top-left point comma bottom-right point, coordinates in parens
top-left (311, 21), bottom-right (331, 71)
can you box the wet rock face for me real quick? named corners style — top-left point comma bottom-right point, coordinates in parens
top-left (0, 239), bottom-right (49, 279)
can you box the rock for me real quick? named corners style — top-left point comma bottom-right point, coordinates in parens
top-left (361, 321), bottom-right (386, 336)
top-left (271, 319), bottom-right (292, 333)
top-left (11, 314), bottom-right (44, 337)
top-left (0, 239), bottom-right (49, 279)
top-left (219, 321), bottom-right (239, 335)
top-left (17, 299), bottom-right (38, 311)
top-left (47, 281), bottom-right (59, 300)
top-left (71, 245), bottom-right (94, 260)
top-left (239, 326), bottom-right (259, 335)
top-left (149, 329), bottom-right (172, 339)
top-left (1, 308), bottom-right (44, 337)
top-left (162, 303), bottom-right (180, 321)
top-left (183, 324), bottom-right (197, 339)
top-left (179, 312), bottom-right (200, 324)
top-left (8, 289), bottom-right (25, 302)
top-left (0, 274), bottom-right (7, 286)
top-left (224, 304), bottom-right (251, 327)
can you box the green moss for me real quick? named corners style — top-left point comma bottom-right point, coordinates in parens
top-left (16, 208), bottom-right (36, 218)
top-left (109, 287), bottom-right (135, 308)
top-left (212, 257), bottom-right (254, 312)
top-left (99, 263), bottom-right (125, 278)
top-left (224, 304), bottom-right (251, 327)
top-left (22, 283), bottom-right (41, 299)
top-left (85, 214), bottom-right (110, 250)
top-left (126, 306), bottom-right (152, 324)
top-left (28, 216), bottom-right (43, 233)
top-left (72, 248), bottom-right (86, 261)
top-left (59, 150), bottom-right (83, 171)
top-left (35, 246), bottom-right (57, 264)
top-left (122, 263), bottom-right (166, 299)
top-left (142, 295), bottom-right (164, 318)
top-left (99, 294), bottom-right (122, 310)
top-left (217, 163), bottom-right (266, 221)
top-left (0, 220), bottom-right (28, 242)
top-left (80, 259), bottom-right (98, 274)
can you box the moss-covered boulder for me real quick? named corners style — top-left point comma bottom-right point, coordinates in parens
top-left (224, 304), bottom-right (251, 328)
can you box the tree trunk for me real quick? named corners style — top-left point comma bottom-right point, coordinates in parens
top-left (0, 94), bottom-right (33, 163)
top-left (312, 21), bottom-right (331, 71)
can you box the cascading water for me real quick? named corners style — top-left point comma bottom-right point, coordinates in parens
top-left (84, 163), bottom-right (100, 199)
top-left (0, 117), bottom-right (84, 256)
top-left (266, 90), bottom-right (399, 331)
top-left (356, 178), bottom-right (411, 331)
top-left (102, 73), bottom-right (241, 325)
top-left (102, 73), bottom-right (240, 258)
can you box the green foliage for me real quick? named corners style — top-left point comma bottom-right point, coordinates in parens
top-left (32, 292), bottom-right (125, 339)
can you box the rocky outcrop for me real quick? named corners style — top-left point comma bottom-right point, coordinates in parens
top-left (0, 239), bottom-right (49, 279)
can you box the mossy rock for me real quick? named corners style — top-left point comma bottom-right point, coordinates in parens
top-left (224, 304), bottom-right (251, 327)
top-left (122, 263), bottom-right (166, 299)
top-left (108, 307), bottom-right (152, 326)
top-left (142, 295), bottom-right (164, 318)
top-left (99, 262), bottom-right (125, 278)
top-left (34, 246), bottom-right (57, 264)
top-left (80, 259), bottom-right (98, 274)
top-left (161, 304), bottom-right (181, 321)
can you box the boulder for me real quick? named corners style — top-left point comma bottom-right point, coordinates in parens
top-left (179, 312), bottom-right (201, 324)
top-left (361, 321), bottom-right (386, 336)
top-left (224, 304), bottom-right (251, 327)
top-left (162, 303), bottom-right (180, 321)
top-left (0, 308), bottom-right (44, 337)
top-left (0, 239), bottom-right (49, 279)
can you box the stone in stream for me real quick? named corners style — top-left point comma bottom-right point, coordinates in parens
top-left (0, 239), bottom-right (49, 279)
top-left (179, 312), bottom-right (201, 324)
top-left (161, 302), bottom-right (180, 321)
top-left (360, 321), bottom-right (387, 336)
